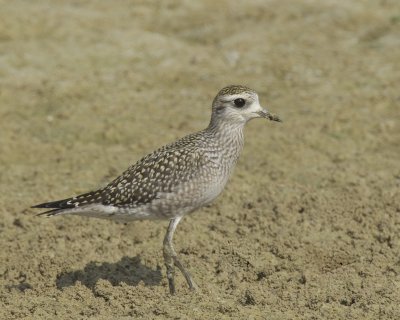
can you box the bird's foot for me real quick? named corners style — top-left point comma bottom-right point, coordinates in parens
top-left (173, 255), bottom-right (198, 291)
top-left (165, 256), bottom-right (198, 294)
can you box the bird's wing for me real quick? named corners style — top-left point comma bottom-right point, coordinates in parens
top-left (33, 137), bottom-right (206, 213)
top-left (100, 142), bottom-right (205, 208)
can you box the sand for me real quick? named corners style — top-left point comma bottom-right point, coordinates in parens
top-left (1, 0), bottom-right (399, 319)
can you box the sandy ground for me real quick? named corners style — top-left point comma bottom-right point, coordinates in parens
top-left (1, 0), bottom-right (400, 319)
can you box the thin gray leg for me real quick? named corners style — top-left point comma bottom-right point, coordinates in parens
top-left (163, 216), bottom-right (198, 294)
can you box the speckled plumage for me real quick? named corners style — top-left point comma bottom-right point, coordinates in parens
top-left (32, 85), bottom-right (281, 294)
top-left (216, 84), bottom-right (255, 97)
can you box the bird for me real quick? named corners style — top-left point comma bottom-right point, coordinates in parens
top-left (32, 85), bottom-right (281, 294)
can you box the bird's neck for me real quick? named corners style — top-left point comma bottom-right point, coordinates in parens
top-left (206, 116), bottom-right (245, 164)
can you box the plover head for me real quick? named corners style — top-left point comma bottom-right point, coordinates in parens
top-left (211, 85), bottom-right (281, 125)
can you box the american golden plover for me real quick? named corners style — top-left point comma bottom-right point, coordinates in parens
top-left (33, 85), bottom-right (281, 294)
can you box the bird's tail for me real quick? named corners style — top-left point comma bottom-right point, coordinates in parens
top-left (32, 190), bottom-right (103, 217)
top-left (32, 197), bottom-right (76, 216)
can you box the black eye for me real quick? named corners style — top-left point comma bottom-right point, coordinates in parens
top-left (234, 98), bottom-right (246, 108)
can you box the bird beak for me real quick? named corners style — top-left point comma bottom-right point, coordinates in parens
top-left (257, 109), bottom-right (282, 122)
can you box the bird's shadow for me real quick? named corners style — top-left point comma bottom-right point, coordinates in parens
top-left (56, 256), bottom-right (162, 292)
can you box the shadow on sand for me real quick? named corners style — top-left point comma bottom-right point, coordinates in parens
top-left (56, 256), bottom-right (162, 292)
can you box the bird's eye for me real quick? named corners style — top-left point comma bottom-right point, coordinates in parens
top-left (233, 98), bottom-right (246, 108)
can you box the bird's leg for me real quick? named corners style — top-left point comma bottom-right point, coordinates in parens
top-left (163, 216), bottom-right (197, 294)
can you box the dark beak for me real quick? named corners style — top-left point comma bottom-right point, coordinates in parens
top-left (257, 109), bottom-right (282, 122)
